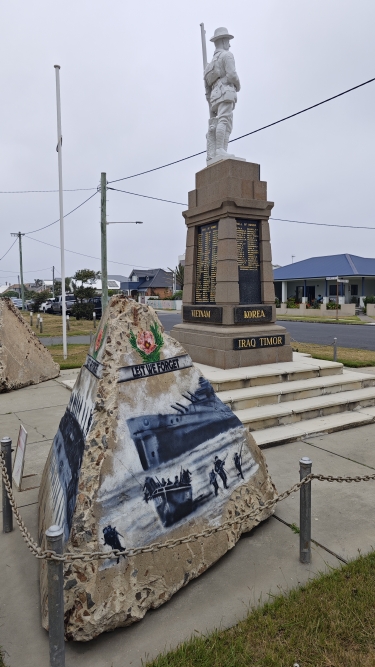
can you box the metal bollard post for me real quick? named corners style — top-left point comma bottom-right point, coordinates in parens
top-left (1, 436), bottom-right (13, 533)
top-left (299, 456), bottom-right (312, 564)
top-left (46, 525), bottom-right (65, 667)
top-left (66, 314), bottom-right (70, 331)
top-left (93, 311), bottom-right (96, 329)
top-left (30, 311), bottom-right (33, 327)
top-left (40, 317), bottom-right (43, 334)
top-left (333, 337), bottom-right (337, 362)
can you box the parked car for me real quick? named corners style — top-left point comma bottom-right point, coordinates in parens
top-left (10, 297), bottom-right (23, 309)
top-left (50, 294), bottom-right (76, 315)
top-left (39, 298), bottom-right (54, 313)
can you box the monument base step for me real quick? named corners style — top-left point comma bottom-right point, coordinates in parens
top-left (196, 353), bottom-right (375, 446)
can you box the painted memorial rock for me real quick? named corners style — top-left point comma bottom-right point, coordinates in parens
top-left (38, 296), bottom-right (277, 641)
top-left (0, 298), bottom-right (59, 392)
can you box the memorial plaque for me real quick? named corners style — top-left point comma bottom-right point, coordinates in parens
top-left (234, 305), bottom-right (272, 324)
top-left (236, 220), bottom-right (261, 304)
top-left (195, 222), bottom-right (218, 304)
top-left (233, 334), bottom-right (285, 350)
top-left (183, 305), bottom-right (223, 324)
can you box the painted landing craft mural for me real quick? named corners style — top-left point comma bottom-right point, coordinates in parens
top-left (42, 315), bottom-right (259, 566)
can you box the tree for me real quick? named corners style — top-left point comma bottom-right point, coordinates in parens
top-left (71, 268), bottom-right (100, 319)
top-left (31, 289), bottom-right (53, 311)
top-left (167, 263), bottom-right (184, 291)
top-left (54, 276), bottom-right (72, 296)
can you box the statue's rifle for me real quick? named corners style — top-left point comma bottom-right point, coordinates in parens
top-left (200, 23), bottom-right (212, 116)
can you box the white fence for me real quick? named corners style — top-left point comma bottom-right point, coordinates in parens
top-left (140, 298), bottom-right (182, 311)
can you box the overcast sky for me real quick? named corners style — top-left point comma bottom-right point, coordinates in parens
top-left (1, 0), bottom-right (374, 285)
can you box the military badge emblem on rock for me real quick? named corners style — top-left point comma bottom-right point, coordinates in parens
top-left (38, 296), bottom-right (276, 641)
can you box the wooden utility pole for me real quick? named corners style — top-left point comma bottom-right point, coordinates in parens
top-left (52, 265), bottom-right (55, 297)
top-left (101, 172), bottom-right (108, 310)
top-left (11, 232), bottom-right (25, 310)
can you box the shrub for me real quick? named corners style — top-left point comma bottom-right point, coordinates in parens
top-left (172, 290), bottom-right (183, 300)
top-left (287, 297), bottom-right (299, 309)
top-left (71, 303), bottom-right (95, 320)
top-left (311, 300), bottom-right (321, 309)
top-left (275, 297), bottom-right (280, 308)
top-left (326, 301), bottom-right (341, 310)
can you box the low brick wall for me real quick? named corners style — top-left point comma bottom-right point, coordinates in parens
top-left (367, 303), bottom-right (375, 317)
top-left (277, 304), bottom-right (356, 317)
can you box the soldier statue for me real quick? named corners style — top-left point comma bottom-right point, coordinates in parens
top-left (204, 27), bottom-right (241, 163)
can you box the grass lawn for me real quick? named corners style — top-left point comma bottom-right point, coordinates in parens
top-left (277, 315), bottom-right (367, 324)
top-left (147, 552), bottom-right (375, 667)
top-left (49, 344), bottom-right (90, 369)
top-left (21, 312), bottom-right (97, 337)
top-left (291, 341), bottom-right (375, 367)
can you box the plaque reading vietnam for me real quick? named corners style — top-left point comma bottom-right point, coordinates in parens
top-left (236, 220), bottom-right (261, 304)
top-left (195, 222), bottom-right (218, 304)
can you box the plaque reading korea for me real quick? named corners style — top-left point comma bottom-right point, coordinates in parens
top-left (195, 222), bottom-right (218, 304)
top-left (236, 220), bottom-right (261, 304)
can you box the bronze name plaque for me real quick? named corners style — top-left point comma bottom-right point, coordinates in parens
top-left (234, 305), bottom-right (272, 324)
top-left (183, 305), bottom-right (223, 324)
top-left (195, 222), bottom-right (218, 304)
top-left (233, 334), bottom-right (285, 350)
top-left (236, 219), bottom-right (261, 304)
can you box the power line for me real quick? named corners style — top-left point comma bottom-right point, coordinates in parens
top-left (107, 187), bottom-right (187, 206)
top-left (107, 76), bottom-right (375, 184)
top-left (0, 187), bottom-right (96, 194)
top-left (107, 187), bottom-right (375, 230)
top-left (270, 217), bottom-right (375, 230)
top-left (0, 238), bottom-right (18, 262)
top-left (24, 191), bottom-right (98, 234)
top-left (24, 236), bottom-right (154, 269)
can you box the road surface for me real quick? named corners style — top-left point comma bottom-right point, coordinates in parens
top-left (39, 313), bottom-right (375, 351)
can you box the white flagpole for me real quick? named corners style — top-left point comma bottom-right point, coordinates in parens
top-left (54, 65), bottom-right (67, 360)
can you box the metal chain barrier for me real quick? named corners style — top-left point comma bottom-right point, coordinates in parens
top-left (2, 450), bottom-right (375, 563)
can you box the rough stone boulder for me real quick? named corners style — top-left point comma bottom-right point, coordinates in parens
top-left (38, 296), bottom-right (277, 641)
top-left (0, 298), bottom-right (59, 392)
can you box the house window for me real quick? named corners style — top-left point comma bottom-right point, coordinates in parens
top-left (351, 284), bottom-right (358, 296)
top-left (329, 284), bottom-right (344, 297)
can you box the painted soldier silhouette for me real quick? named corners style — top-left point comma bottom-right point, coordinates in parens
top-left (214, 455), bottom-right (228, 489)
top-left (209, 468), bottom-right (219, 496)
top-left (234, 452), bottom-right (244, 479)
top-left (103, 525), bottom-right (126, 564)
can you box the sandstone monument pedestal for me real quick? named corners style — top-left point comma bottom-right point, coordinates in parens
top-left (172, 158), bottom-right (293, 369)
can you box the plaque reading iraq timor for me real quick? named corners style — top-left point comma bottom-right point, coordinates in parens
top-left (236, 220), bottom-right (261, 304)
top-left (195, 222), bottom-right (218, 304)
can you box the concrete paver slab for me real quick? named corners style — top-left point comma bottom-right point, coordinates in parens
top-left (264, 436), bottom-right (375, 562)
top-left (0, 506), bottom-right (339, 667)
top-left (303, 424), bottom-right (375, 469)
top-left (0, 383), bottom-right (68, 415)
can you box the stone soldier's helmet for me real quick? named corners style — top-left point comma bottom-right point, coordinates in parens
top-left (210, 27), bottom-right (234, 42)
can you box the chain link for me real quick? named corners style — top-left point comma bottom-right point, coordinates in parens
top-left (2, 451), bottom-right (375, 563)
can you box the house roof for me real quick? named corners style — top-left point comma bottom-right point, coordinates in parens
top-left (121, 268), bottom-right (173, 291)
top-left (273, 254), bottom-right (375, 280)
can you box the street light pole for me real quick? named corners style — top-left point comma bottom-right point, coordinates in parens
top-left (100, 169), bottom-right (143, 310)
top-left (100, 172), bottom-right (108, 310)
top-left (54, 65), bottom-right (67, 360)
top-left (11, 232), bottom-right (25, 310)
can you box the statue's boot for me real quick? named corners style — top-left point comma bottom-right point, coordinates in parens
top-left (206, 118), bottom-right (217, 163)
top-left (215, 123), bottom-right (235, 159)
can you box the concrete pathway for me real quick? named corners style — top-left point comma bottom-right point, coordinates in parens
top-left (1, 374), bottom-right (375, 667)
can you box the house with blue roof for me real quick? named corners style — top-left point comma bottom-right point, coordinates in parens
top-left (273, 254), bottom-right (375, 306)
